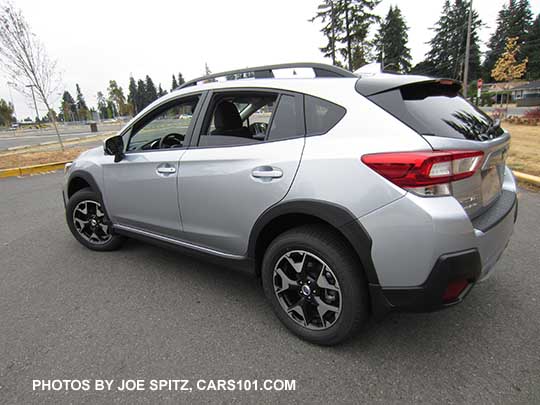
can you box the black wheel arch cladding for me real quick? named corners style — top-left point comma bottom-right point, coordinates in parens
top-left (248, 199), bottom-right (380, 285)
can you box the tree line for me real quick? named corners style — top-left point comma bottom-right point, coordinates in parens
top-left (312, 0), bottom-right (540, 82)
top-left (59, 72), bottom-right (186, 122)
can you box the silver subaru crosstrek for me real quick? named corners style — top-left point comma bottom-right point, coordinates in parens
top-left (64, 63), bottom-right (517, 345)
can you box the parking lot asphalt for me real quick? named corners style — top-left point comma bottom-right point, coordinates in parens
top-left (0, 123), bottom-right (123, 150)
top-left (0, 172), bottom-right (539, 404)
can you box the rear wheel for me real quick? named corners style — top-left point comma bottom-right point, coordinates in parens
top-left (66, 188), bottom-right (124, 251)
top-left (261, 224), bottom-right (369, 345)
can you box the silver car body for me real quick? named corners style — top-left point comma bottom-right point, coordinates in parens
top-left (64, 75), bottom-right (516, 297)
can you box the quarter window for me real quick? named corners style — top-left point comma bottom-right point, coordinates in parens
top-left (305, 95), bottom-right (346, 135)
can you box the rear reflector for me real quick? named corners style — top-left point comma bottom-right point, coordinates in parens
top-left (442, 279), bottom-right (469, 302)
top-left (361, 151), bottom-right (484, 191)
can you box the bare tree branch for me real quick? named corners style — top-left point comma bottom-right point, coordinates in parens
top-left (0, 1), bottom-right (64, 150)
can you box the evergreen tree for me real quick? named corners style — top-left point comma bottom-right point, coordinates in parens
top-left (413, 0), bottom-right (482, 80)
top-left (524, 13), bottom-right (540, 80)
top-left (0, 98), bottom-right (15, 126)
top-left (127, 76), bottom-right (138, 115)
top-left (310, 0), bottom-right (342, 65)
top-left (157, 84), bottom-right (167, 98)
top-left (178, 72), bottom-right (185, 86)
top-left (136, 79), bottom-right (146, 112)
top-left (171, 74), bottom-right (178, 91)
top-left (374, 5), bottom-right (411, 73)
top-left (75, 84), bottom-right (89, 121)
top-left (483, 0), bottom-right (533, 79)
top-left (144, 75), bottom-right (158, 107)
top-left (61, 91), bottom-right (77, 122)
top-left (311, 0), bottom-right (380, 70)
top-left (346, 0), bottom-right (381, 70)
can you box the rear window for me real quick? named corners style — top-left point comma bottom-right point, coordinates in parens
top-left (305, 95), bottom-right (346, 135)
top-left (368, 82), bottom-right (503, 141)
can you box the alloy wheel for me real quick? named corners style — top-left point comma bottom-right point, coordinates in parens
top-left (72, 200), bottom-right (112, 244)
top-left (273, 250), bottom-right (342, 330)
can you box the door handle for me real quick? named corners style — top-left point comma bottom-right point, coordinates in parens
top-left (251, 166), bottom-right (283, 179)
top-left (156, 165), bottom-right (176, 175)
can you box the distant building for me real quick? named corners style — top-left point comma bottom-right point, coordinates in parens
top-left (511, 81), bottom-right (540, 107)
top-left (481, 81), bottom-right (527, 104)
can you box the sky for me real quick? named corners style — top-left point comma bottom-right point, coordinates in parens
top-left (1, 0), bottom-right (539, 119)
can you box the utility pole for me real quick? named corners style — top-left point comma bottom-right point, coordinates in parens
top-left (330, 0), bottom-right (336, 66)
top-left (26, 84), bottom-right (40, 125)
top-left (462, 0), bottom-right (473, 97)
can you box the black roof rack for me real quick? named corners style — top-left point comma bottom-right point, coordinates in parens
top-left (176, 62), bottom-right (356, 90)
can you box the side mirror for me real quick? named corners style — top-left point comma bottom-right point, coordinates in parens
top-left (104, 135), bottom-right (125, 162)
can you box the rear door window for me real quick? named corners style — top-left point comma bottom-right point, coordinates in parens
top-left (368, 82), bottom-right (503, 141)
top-left (267, 95), bottom-right (301, 141)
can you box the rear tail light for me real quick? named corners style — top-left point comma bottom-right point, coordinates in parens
top-left (361, 150), bottom-right (484, 196)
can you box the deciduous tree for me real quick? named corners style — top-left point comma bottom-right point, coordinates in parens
top-left (491, 36), bottom-right (528, 111)
top-left (107, 80), bottom-right (128, 116)
top-left (483, 0), bottom-right (533, 78)
top-left (96, 91), bottom-right (109, 119)
top-left (0, 1), bottom-right (64, 149)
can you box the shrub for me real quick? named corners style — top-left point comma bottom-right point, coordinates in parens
top-left (524, 107), bottom-right (540, 119)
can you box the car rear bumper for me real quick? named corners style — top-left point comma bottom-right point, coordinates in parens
top-left (372, 248), bottom-right (482, 313)
top-left (361, 167), bottom-right (517, 316)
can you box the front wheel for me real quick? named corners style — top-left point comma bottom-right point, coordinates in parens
top-left (261, 225), bottom-right (369, 345)
top-left (66, 188), bottom-right (124, 251)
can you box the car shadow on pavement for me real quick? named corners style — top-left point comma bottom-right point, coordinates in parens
top-left (115, 236), bottom-right (521, 357)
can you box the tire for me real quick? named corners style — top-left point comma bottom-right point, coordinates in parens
top-left (66, 188), bottom-right (124, 251)
top-left (261, 224), bottom-right (369, 345)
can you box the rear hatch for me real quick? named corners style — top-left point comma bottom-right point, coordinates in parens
top-left (365, 79), bottom-right (509, 219)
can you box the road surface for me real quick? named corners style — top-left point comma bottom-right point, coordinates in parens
top-left (0, 123), bottom-right (123, 150)
top-left (0, 172), bottom-right (539, 404)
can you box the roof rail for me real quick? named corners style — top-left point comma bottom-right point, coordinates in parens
top-left (176, 62), bottom-right (356, 90)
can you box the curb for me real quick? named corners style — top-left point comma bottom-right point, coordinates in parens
top-left (7, 144), bottom-right (32, 151)
top-left (0, 160), bottom-right (72, 178)
top-left (513, 171), bottom-right (540, 187)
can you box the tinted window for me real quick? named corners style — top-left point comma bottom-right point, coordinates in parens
top-left (128, 96), bottom-right (199, 151)
top-left (369, 82), bottom-right (503, 141)
top-left (199, 93), bottom-right (277, 147)
top-left (267, 95), bottom-right (299, 141)
top-left (305, 95), bottom-right (346, 135)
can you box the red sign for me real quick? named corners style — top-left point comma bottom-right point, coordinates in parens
top-left (477, 78), bottom-right (483, 89)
